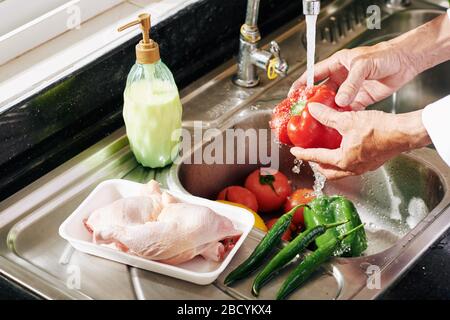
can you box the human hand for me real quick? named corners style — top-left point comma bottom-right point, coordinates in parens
top-left (289, 41), bottom-right (419, 110)
top-left (290, 103), bottom-right (431, 179)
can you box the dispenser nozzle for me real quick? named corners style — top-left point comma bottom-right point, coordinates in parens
top-left (118, 13), bottom-right (160, 64)
top-left (118, 13), bottom-right (151, 43)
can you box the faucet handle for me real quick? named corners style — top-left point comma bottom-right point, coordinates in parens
top-left (269, 41), bottom-right (281, 57)
top-left (268, 41), bottom-right (289, 79)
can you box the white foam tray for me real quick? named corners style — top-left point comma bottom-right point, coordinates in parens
top-left (59, 179), bottom-right (254, 285)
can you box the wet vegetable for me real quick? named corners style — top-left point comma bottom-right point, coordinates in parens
top-left (252, 220), bottom-right (347, 296)
top-left (224, 205), bottom-right (303, 286)
top-left (303, 195), bottom-right (367, 257)
top-left (276, 224), bottom-right (365, 300)
top-left (217, 200), bottom-right (267, 232)
top-left (270, 84), bottom-right (351, 149)
top-left (284, 188), bottom-right (315, 226)
top-left (217, 186), bottom-right (259, 212)
top-left (265, 218), bottom-right (293, 242)
top-left (244, 169), bottom-right (291, 212)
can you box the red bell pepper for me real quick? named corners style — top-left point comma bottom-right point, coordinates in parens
top-left (270, 84), bottom-right (351, 149)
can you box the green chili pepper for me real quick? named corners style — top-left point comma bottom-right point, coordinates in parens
top-left (276, 224), bottom-right (365, 300)
top-left (330, 196), bottom-right (367, 256)
top-left (251, 219), bottom-right (348, 297)
top-left (304, 195), bottom-right (367, 257)
top-left (224, 205), bottom-right (304, 286)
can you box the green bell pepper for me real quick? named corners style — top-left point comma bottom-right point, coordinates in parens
top-left (303, 195), bottom-right (367, 257)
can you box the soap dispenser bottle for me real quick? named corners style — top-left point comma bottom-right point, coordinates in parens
top-left (118, 14), bottom-right (182, 168)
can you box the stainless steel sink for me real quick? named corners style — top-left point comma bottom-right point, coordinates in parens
top-left (172, 110), bottom-right (447, 299)
top-left (0, 0), bottom-right (449, 299)
top-left (352, 9), bottom-right (450, 113)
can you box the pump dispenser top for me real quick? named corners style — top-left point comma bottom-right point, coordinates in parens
top-left (118, 13), bottom-right (160, 64)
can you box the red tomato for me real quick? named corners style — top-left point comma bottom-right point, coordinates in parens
top-left (284, 188), bottom-right (315, 226)
top-left (269, 98), bottom-right (292, 145)
top-left (244, 168), bottom-right (292, 212)
top-left (217, 186), bottom-right (258, 212)
top-left (266, 218), bottom-right (292, 242)
top-left (271, 84), bottom-right (351, 149)
top-left (287, 112), bottom-right (324, 148)
top-left (288, 85), bottom-right (351, 149)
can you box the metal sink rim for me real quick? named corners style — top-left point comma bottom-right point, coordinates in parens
top-left (0, 0), bottom-right (449, 300)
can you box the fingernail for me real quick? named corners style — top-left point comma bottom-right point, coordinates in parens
top-left (336, 93), bottom-right (350, 106)
top-left (290, 147), bottom-right (302, 156)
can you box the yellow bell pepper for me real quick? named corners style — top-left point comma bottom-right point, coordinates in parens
top-left (217, 200), bottom-right (268, 232)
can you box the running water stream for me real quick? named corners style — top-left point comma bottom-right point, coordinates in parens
top-left (310, 162), bottom-right (326, 196)
top-left (305, 14), bottom-right (318, 89)
top-left (291, 13), bottom-right (326, 196)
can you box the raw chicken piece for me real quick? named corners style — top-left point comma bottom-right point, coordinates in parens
top-left (161, 241), bottom-right (226, 265)
top-left (92, 202), bottom-right (242, 265)
top-left (84, 180), bottom-right (177, 232)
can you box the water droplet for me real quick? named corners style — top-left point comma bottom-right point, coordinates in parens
top-left (310, 162), bottom-right (326, 196)
top-left (292, 159), bottom-right (302, 174)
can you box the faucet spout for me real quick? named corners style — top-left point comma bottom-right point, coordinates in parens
top-left (245, 0), bottom-right (260, 27)
top-left (303, 0), bottom-right (320, 16)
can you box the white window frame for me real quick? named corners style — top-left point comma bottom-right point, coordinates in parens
top-left (0, 0), bottom-right (199, 111)
top-left (0, 0), bottom-right (124, 66)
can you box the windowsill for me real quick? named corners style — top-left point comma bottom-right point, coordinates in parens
top-left (0, 0), bottom-right (200, 113)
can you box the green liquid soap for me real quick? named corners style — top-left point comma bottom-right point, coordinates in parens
top-left (123, 61), bottom-right (182, 168)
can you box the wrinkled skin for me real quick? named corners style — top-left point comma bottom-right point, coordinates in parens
top-left (289, 42), bottom-right (418, 110)
top-left (289, 13), bottom-right (450, 178)
top-left (291, 103), bottom-right (431, 179)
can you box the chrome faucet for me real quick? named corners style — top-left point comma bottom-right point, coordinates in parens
top-left (232, 0), bottom-right (289, 87)
top-left (303, 0), bottom-right (320, 15)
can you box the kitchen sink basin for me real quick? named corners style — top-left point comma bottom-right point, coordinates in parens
top-left (1, 0), bottom-right (449, 300)
top-left (172, 110), bottom-right (446, 299)
top-left (176, 110), bottom-right (444, 256)
top-left (351, 9), bottom-right (450, 114)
